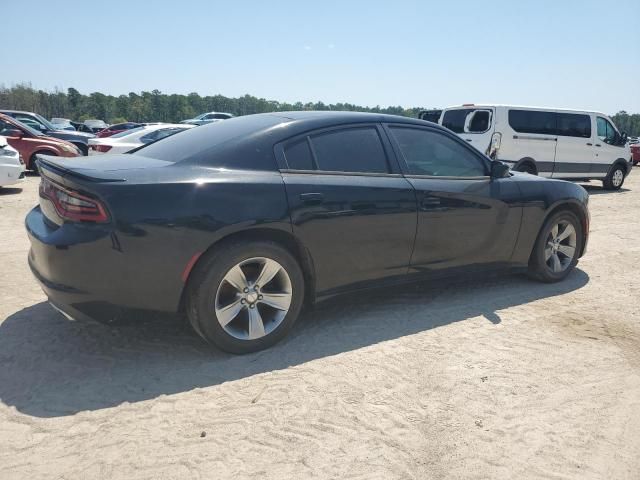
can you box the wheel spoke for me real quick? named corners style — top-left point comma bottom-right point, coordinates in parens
top-left (550, 253), bottom-right (562, 272)
top-left (558, 245), bottom-right (575, 258)
top-left (550, 224), bottom-right (559, 240)
top-left (248, 307), bottom-right (265, 339)
top-left (259, 292), bottom-right (292, 311)
top-left (255, 259), bottom-right (281, 287)
top-left (544, 246), bottom-right (553, 261)
top-left (557, 224), bottom-right (575, 242)
top-left (224, 265), bottom-right (248, 292)
top-left (216, 298), bottom-right (244, 326)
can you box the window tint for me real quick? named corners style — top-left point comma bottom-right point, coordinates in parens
top-left (310, 127), bottom-right (389, 173)
top-left (508, 110), bottom-right (556, 135)
top-left (557, 113), bottom-right (591, 138)
top-left (468, 111), bottom-right (490, 133)
top-left (441, 109), bottom-right (471, 133)
top-left (284, 138), bottom-right (315, 170)
top-left (211, 114), bottom-right (231, 119)
top-left (390, 127), bottom-right (486, 177)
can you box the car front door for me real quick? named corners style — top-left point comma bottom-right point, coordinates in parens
top-left (276, 124), bottom-right (418, 296)
top-left (385, 124), bottom-right (522, 274)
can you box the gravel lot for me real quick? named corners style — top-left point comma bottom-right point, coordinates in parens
top-left (1, 173), bottom-right (639, 479)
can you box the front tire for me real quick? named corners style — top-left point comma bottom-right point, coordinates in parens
top-left (528, 210), bottom-right (583, 283)
top-left (603, 164), bottom-right (626, 190)
top-left (29, 151), bottom-right (57, 173)
top-left (186, 241), bottom-right (305, 354)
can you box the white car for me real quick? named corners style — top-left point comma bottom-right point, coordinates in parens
top-left (0, 136), bottom-right (25, 188)
top-left (88, 124), bottom-right (195, 155)
top-left (438, 104), bottom-right (633, 190)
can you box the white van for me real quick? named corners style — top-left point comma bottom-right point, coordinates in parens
top-left (438, 105), bottom-right (632, 190)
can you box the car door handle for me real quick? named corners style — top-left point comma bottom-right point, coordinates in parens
top-left (595, 144), bottom-right (601, 147)
top-left (420, 197), bottom-right (441, 209)
top-left (299, 192), bottom-right (324, 205)
top-left (586, 142), bottom-right (593, 146)
top-left (465, 139), bottom-right (473, 142)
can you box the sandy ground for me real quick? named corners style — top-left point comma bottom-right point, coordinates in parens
top-left (0, 172), bottom-right (639, 480)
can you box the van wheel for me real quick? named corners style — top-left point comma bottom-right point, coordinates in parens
top-left (603, 164), bottom-right (625, 190)
top-left (516, 163), bottom-right (536, 175)
top-left (186, 241), bottom-right (305, 354)
top-left (528, 210), bottom-right (583, 283)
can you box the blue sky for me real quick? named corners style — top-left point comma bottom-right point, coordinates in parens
top-left (4, 0), bottom-right (639, 113)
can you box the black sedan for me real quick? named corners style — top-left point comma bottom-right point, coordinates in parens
top-left (26, 111), bottom-right (589, 353)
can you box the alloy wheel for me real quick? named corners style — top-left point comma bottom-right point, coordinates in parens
top-left (612, 169), bottom-right (624, 188)
top-left (544, 221), bottom-right (577, 273)
top-left (215, 257), bottom-right (292, 340)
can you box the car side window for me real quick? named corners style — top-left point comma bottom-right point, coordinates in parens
top-left (597, 117), bottom-right (617, 144)
top-left (0, 119), bottom-right (16, 135)
top-left (309, 127), bottom-right (389, 173)
top-left (390, 127), bottom-right (487, 177)
top-left (284, 138), bottom-right (315, 170)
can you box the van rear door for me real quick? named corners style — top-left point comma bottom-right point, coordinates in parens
top-left (440, 107), bottom-right (495, 155)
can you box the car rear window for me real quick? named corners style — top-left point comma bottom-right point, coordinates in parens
top-left (284, 138), bottom-right (315, 170)
top-left (133, 114), bottom-right (285, 170)
top-left (441, 109), bottom-right (472, 133)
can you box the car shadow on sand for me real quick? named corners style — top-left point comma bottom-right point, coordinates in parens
top-left (0, 269), bottom-right (589, 418)
top-left (581, 184), bottom-right (630, 195)
top-left (0, 187), bottom-right (23, 195)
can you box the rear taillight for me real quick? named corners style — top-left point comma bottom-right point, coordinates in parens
top-left (91, 145), bottom-right (112, 153)
top-left (39, 176), bottom-right (109, 223)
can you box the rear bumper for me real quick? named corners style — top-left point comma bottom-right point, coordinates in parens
top-left (25, 206), bottom-right (183, 323)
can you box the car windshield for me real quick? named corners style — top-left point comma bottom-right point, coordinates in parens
top-left (111, 127), bottom-right (145, 138)
top-left (32, 113), bottom-right (57, 130)
top-left (86, 120), bottom-right (107, 127)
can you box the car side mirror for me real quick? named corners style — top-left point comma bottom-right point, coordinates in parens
top-left (5, 128), bottom-right (23, 138)
top-left (490, 161), bottom-right (510, 179)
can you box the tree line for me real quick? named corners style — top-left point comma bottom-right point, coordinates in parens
top-left (1, 83), bottom-right (638, 136)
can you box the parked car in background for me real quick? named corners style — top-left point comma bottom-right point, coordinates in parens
top-left (50, 118), bottom-right (76, 131)
top-left (88, 123), bottom-right (194, 155)
top-left (95, 122), bottom-right (143, 138)
top-left (418, 109), bottom-right (443, 123)
top-left (0, 113), bottom-right (81, 171)
top-left (84, 119), bottom-right (108, 133)
top-left (631, 143), bottom-right (640, 166)
top-left (27, 111), bottom-right (590, 354)
top-left (0, 110), bottom-right (94, 155)
top-left (0, 136), bottom-right (25, 187)
top-left (70, 121), bottom-right (95, 134)
top-left (438, 104), bottom-right (632, 190)
top-left (627, 136), bottom-right (638, 145)
top-left (180, 112), bottom-right (233, 126)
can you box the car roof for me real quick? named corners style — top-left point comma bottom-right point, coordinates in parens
top-left (0, 109), bottom-right (35, 115)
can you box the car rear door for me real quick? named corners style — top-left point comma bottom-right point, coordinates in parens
top-left (276, 124), bottom-right (418, 296)
top-left (385, 124), bottom-right (522, 273)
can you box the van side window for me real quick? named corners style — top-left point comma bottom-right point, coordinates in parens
top-left (597, 117), bottom-right (617, 144)
top-left (468, 111), bottom-right (490, 133)
top-left (442, 109), bottom-right (471, 133)
top-left (556, 113), bottom-right (591, 138)
top-left (390, 127), bottom-right (487, 177)
top-left (508, 110), bottom-right (556, 135)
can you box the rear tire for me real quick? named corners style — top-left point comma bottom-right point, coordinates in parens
top-left (186, 241), bottom-right (305, 354)
top-left (603, 164), bottom-right (625, 190)
top-left (528, 210), bottom-right (583, 283)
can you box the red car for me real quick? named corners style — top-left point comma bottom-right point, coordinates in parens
top-left (0, 113), bottom-right (81, 170)
top-left (95, 122), bottom-right (143, 138)
top-left (631, 143), bottom-right (639, 166)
